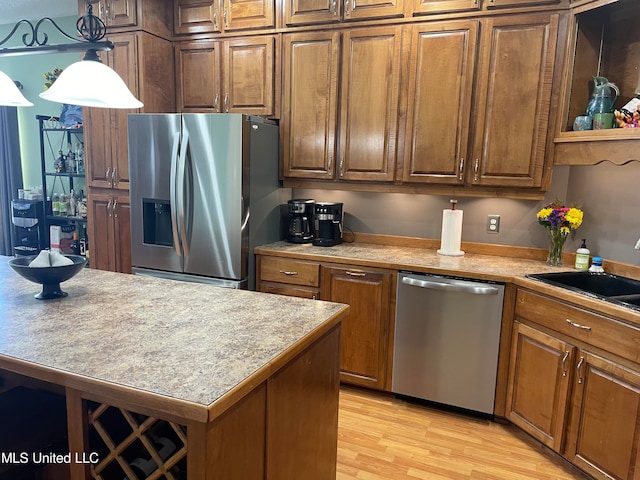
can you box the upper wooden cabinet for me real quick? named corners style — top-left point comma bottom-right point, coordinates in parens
top-left (401, 20), bottom-right (478, 185)
top-left (412, 0), bottom-right (479, 15)
top-left (175, 36), bottom-right (275, 115)
top-left (282, 31), bottom-right (339, 179)
top-left (554, 0), bottom-right (640, 166)
top-left (470, 13), bottom-right (559, 188)
top-left (282, 26), bottom-right (402, 182)
top-left (78, 0), bottom-right (172, 38)
top-left (174, 0), bottom-right (275, 34)
top-left (85, 32), bottom-right (175, 191)
top-left (401, 14), bottom-right (558, 189)
top-left (283, 0), bottom-right (404, 26)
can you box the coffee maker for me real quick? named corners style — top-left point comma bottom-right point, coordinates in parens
top-left (286, 199), bottom-right (315, 243)
top-left (12, 199), bottom-right (46, 256)
top-left (312, 202), bottom-right (343, 247)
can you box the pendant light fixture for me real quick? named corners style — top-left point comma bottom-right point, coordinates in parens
top-left (0, 1), bottom-right (143, 109)
top-left (0, 73), bottom-right (33, 107)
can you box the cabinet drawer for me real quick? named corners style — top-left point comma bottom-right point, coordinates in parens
top-left (260, 257), bottom-right (320, 287)
top-left (259, 282), bottom-right (319, 299)
top-left (516, 289), bottom-right (640, 364)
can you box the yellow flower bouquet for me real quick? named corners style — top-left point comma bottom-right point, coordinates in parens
top-left (537, 201), bottom-right (583, 266)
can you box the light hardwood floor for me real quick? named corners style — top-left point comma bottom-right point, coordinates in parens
top-left (337, 387), bottom-right (590, 480)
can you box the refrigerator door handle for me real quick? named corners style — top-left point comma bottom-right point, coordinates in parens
top-left (177, 127), bottom-right (190, 257)
top-left (169, 130), bottom-right (182, 257)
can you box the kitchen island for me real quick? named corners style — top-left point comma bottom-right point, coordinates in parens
top-left (0, 258), bottom-right (348, 480)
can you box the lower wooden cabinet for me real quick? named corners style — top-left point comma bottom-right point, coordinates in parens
top-left (506, 322), bottom-right (573, 451)
top-left (256, 255), bottom-right (394, 391)
top-left (87, 193), bottom-right (131, 274)
top-left (509, 289), bottom-right (640, 480)
top-left (564, 351), bottom-right (640, 480)
top-left (321, 265), bottom-right (393, 390)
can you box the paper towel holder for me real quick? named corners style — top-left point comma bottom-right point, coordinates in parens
top-left (437, 199), bottom-right (465, 257)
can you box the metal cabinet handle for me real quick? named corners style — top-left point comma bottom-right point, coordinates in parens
top-left (113, 200), bottom-right (118, 218)
top-left (339, 157), bottom-right (345, 177)
top-left (346, 270), bottom-right (366, 277)
top-left (279, 270), bottom-right (298, 275)
top-left (561, 351), bottom-right (570, 377)
top-left (223, 6), bottom-right (229, 29)
top-left (224, 93), bottom-right (229, 112)
top-left (107, 200), bottom-right (112, 217)
top-left (330, 0), bottom-right (337, 15)
top-left (473, 158), bottom-right (479, 182)
top-left (566, 319), bottom-right (592, 331)
top-left (327, 155), bottom-right (333, 172)
top-left (214, 93), bottom-right (220, 112)
top-left (111, 168), bottom-right (117, 187)
top-left (213, 10), bottom-right (218, 30)
top-left (344, 0), bottom-right (350, 15)
top-left (576, 356), bottom-right (585, 384)
top-left (105, 167), bottom-right (111, 184)
top-left (458, 158), bottom-right (465, 181)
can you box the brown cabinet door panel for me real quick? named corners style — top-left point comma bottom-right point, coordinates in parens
top-left (224, 0), bottom-right (275, 30)
top-left (282, 32), bottom-right (339, 178)
top-left (565, 351), bottom-right (640, 480)
top-left (339, 27), bottom-right (402, 181)
top-left (413, 0), bottom-right (480, 15)
top-left (107, 0), bottom-right (138, 27)
top-left (174, 0), bottom-right (221, 34)
top-left (402, 21), bottom-right (478, 184)
top-left (346, 0), bottom-right (404, 20)
top-left (284, 0), bottom-right (341, 25)
top-left (322, 266), bottom-right (392, 389)
top-left (472, 13), bottom-right (558, 187)
top-left (506, 322), bottom-right (573, 452)
top-left (84, 107), bottom-right (112, 189)
top-left (88, 194), bottom-right (115, 272)
top-left (113, 196), bottom-right (131, 274)
top-left (176, 41), bottom-right (222, 112)
top-left (225, 37), bottom-right (274, 114)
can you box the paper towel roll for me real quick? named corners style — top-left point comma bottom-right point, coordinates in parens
top-left (437, 209), bottom-right (465, 256)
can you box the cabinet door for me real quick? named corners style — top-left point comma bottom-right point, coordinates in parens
top-left (565, 351), bottom-right (640, 480)
top-left (506, 322), bottom-right (574, 452)
top-left (112, 194), bottom-right (131, 274)
top-left (224, 37), bottom-right (274, 115)
top-left (402, 21), bottom-right (478, 185)
top-left (486, 0), bottom-right (559, 7)
top-left (176, 41), bottom-right (223, 112)
top-left (338, 27), bottom-right (402, 182)
top-left (412, 0), bottom-right (479, 15)
top-left (283, 0), bottom-right (341, 26)
top-left (322, 265), bottom-right (392, 390)
top-left (282, 32), bottom-right (339, 179)
top-left (106, 0), bottom-right (138, 27)
top-left (223, 0), bottom-right (275, 30)
top-left (109, 33), bottom-right (139, 191)
top-left (87, 194), bottom-right (115, 272)
top-left (174, 0), bottom-right (221, 34)
top-left (84, 107), bottom-right (113, 189)
top-left (471, 13), bottom-right (558, 187)
top-left (345, 0), bottom-right (404, 21)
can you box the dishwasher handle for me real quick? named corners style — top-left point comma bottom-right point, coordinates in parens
top-left (401, 275), bottom-right (500, 295)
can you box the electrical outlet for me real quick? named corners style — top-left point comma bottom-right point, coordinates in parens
top-left (487, 214), bottom-right (500, 234)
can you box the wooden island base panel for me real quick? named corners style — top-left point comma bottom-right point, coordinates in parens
top-left (0, 259), bottom-right (348, 480)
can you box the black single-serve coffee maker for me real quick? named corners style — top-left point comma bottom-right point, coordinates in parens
top-left (12, 199), bottom-right (46, 256)
top-left (286, 199), bottom-right (315, 243)
top-left (312, 202), bottom-right (343, 247)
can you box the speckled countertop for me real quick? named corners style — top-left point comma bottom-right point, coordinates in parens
top-left (0, 258), bottom-right (348, 421)
top-left (255, 241), bottom-right (640, 326)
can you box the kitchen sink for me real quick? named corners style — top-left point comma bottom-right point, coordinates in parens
top-left (526, 271), bottom-right (640, 311)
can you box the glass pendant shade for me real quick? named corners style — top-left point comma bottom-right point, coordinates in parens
top-left (39, 57), bottom-right (143, 109)
top-left (0, 71), bottom-right (33, 107)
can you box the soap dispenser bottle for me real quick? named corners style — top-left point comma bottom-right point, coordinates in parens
top-left (575, 239), bottom-right (590, 271)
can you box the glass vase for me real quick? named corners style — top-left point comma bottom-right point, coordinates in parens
top-left (547, 228), bottom-right (568, 267)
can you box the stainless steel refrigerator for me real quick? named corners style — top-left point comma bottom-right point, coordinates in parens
top-left (128, 114), bottom-right (285, 289)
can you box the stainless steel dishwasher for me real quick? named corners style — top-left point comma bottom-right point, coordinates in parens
top-left (392, 271), bottom-right (505, 415)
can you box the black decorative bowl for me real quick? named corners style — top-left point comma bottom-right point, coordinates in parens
top-left (9, 255), bottom-right (87, 300)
